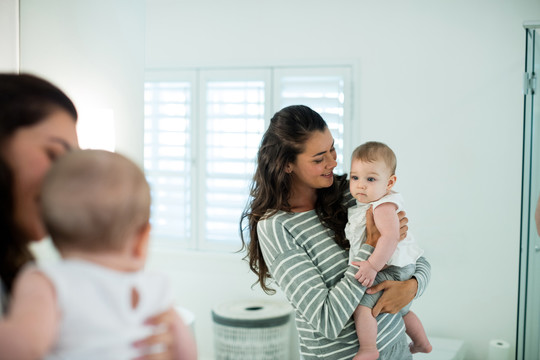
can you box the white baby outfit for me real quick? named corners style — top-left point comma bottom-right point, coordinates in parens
top-left (29, 259), bottom-right (172, 360)
top-left (345, 190), bottom-right (424, 266)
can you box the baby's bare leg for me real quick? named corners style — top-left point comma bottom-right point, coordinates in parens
top-left (353, 305), bottom-right (379, 360)
top-left (403, 311), bottom-right (432, 354)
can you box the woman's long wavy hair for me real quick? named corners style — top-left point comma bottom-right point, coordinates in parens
top-left (0, 73), bottom-right (77, 295)
top-left (240, 105), bottom-right (349, 294)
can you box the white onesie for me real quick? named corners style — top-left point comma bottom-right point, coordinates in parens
top-left (28, 259), bottom-right (172, 360)
top-left (345, 190), bottom-right (424, 266)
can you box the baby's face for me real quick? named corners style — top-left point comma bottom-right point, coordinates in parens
top-left (349, 159), bottom-right (394, 203)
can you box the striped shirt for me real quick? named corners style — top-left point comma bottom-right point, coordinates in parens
top-left (257, 194), bottom-right (431, 359)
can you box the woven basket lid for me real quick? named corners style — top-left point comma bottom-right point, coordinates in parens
top-left (212, 299), bottom-right (292, 328)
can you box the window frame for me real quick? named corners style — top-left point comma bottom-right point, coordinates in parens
top-left (144, 65), bottom-right (353, 252)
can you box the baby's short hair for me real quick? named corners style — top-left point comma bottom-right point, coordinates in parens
top-left (351, 141), bottom-right (397, 175)
top-left (41, 149), bottom-right (151, 253)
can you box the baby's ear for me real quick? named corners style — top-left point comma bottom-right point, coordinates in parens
top-left (387, 175), bottom-right (397, 190)
top-left (133, 222), bottom-right (151, 258)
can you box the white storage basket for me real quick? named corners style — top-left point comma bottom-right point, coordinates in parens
top-left (212, 300), bottom-right (292, 360)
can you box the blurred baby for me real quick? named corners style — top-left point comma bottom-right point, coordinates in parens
top-left (0, 149), bottom-right (197, 360)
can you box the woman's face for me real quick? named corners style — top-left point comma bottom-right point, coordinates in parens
top-left (2, 109), bottom-right (79, 242)
top-left (288, 127), bottom-right (337, 192)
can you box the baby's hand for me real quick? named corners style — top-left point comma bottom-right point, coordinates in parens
top-left (354, 260), bottom-right (377, 288)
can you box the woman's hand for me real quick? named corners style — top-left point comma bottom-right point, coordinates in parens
top-left (364, 206), bottom-right (409, 247)
top-left (132, 308), bottom-right (178, 360)
top-left (397, 211), bottom-right (409, 240)
top-left (366, 278), bottom-right (418, 317)
top-left (133, 307), bottom-right (197, 360)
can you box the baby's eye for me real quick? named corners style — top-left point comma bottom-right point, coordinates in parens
top-left (351, 175), bottom-right (358, 181)
top-left (367, 177), bottom-right (376, 182)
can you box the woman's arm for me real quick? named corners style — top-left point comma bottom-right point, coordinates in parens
top-left (0, 270), bottom-right (59, 360)
top-left (258, 216), bottom-right (373, 340)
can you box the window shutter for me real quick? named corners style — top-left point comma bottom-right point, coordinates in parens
top-left (144, 66), bottom-right (351, 250)
top-left (274, 67), bottom-right (351, 175)
top-left (201, 79), bottom-right (267, 248)
top-left (144, 81), bottom-right (192, 243)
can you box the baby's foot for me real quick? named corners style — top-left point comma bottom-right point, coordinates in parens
top-left (352, 347), bottom-right (379, 360)
top-left (409, 341), bottom-right (432, 354)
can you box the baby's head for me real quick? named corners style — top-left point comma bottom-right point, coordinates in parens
top-left (41, 149), bottom-right (151, 256)
top-left (349, 141), bottom-right (397, 203)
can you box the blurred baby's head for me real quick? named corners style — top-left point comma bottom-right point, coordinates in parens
top-left (41, 149), bottom-right (151, 253)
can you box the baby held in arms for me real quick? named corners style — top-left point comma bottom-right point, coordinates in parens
top-left (346, 141), bottom-right (431, 360)
top-left (0, 149), bottom-right (196, 360)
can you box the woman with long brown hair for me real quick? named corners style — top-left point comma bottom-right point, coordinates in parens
top-left (0, 73), bottom-right (187, 359)
top-left (241, 105), bottom-right (430, 359)
top-left (0, 73), bottom-right (79, 306)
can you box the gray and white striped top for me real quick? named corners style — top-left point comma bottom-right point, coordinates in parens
top-left (257, 196), bottom-right (431, 359)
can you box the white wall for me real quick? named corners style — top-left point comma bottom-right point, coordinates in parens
top-left (17, 0), bottom-right (540, 359)
top-left (145, 247), bottom-right (297, 360)
top-left (145, 1), bottom-right (538, 359)
top-left (0, 0), bottom-right (18, 72)
top-left (19, 0), bottom-right (145, 165)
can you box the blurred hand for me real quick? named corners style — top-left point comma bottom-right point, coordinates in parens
top-left (133, 308), bottom-right (179, 360)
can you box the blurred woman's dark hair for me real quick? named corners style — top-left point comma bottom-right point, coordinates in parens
top-left (0, 73), bottom-right (77, 294)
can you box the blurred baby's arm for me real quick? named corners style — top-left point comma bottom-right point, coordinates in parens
top-left (173, 311), bottom-right (197, 360)
top-left (0, 269), bottom-right (59, 360)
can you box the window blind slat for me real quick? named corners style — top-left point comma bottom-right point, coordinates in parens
top-left (278, 75), bottom-right (346, 174)
top-left (204, 80), bottom-right (265, 243)
top-left (144, 81), bottom-right (192, 241)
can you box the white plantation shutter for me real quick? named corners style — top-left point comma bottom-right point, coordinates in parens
top-left (200, 73), bottom-right (269, 249)
top-left (144, 80), bottom-right (193, 244)
top-left (274, 67), bottom-right (352, 175)
top-left (144, 66), bottom-right (351, 250)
